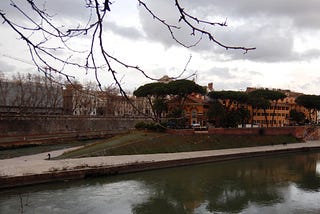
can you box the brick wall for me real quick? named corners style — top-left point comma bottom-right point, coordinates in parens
top-left (0, 116), bottom-right (149, 136)
top-left (1, 115), bottom-right (317, 141)
top-left (167, 126), bottom-right (314, 140)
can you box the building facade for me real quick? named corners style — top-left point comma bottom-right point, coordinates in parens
top-left (247, 88), bottom-right (314, 127)
top-left (63, 84), bottom-right (99, 116)
top-left (167, 94), bottom-right (208, 127)
top-left (63, 84), bottom-right (152, 118)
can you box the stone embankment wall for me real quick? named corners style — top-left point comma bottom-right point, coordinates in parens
top-left (1, 115), bottom-right (319, 141)
top-left (167, 126), bottom-right (320, 140)
top-left (0, 115), bottom-right (148, 137)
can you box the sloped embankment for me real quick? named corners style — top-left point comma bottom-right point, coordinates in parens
top-left (57, 131), bottom-right (301, 159)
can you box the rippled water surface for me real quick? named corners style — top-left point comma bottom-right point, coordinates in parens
top-left (1, 151), bottom-right (320, 213)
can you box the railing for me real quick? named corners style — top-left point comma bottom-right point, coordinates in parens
top-left (0, 114), bottom-right (151, 120)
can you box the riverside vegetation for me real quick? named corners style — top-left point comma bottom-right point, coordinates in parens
top-left (56, 131), bottom-right (301, 159)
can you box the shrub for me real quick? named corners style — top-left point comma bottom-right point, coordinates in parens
top-left (135, 121), bottom-right (147, 130)
top-left (259, 128), bottom-right (265, 136)
top-left (135, 122), bottom-right (166, 132)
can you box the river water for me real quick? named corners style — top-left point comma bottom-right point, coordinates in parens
top-left (1, 151), bottom-right (320, 214)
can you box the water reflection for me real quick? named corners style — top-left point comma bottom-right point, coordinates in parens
top-left (128, 152), bottom-right (320, 214)
top-left (0, 152), bottom-right (320, 213)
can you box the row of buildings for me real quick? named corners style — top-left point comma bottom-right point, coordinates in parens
top-left (0, 79), bottom-right (152, 118)
top-left (63, 84), bottom-right (152, 117)
top-left (174, 87), bottom-right (316, 128)
top-left (0, 76), bottom-right (317, 127)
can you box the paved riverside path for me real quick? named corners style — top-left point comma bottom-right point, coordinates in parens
top-left (0, 141), bottom-right (320, 179)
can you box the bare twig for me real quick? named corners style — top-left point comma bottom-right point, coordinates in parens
top-left (172, 54), bottom-right (195, 80)
top-left (173, 0), bottom-right (255, 53)
top-left (0, 0), bottom-right (256, 121)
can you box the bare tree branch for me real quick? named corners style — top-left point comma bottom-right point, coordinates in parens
top-left (0, 0), bottom-right (256, 121)
top-left (171, 54), bottom-right (196, 80)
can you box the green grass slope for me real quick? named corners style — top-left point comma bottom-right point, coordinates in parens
top-left (57, 131), bottom-right (301, 159)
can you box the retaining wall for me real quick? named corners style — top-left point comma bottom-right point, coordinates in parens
top-left (167, 126), bottom-right (316, 140)
top-left (0, 115), bottom-right (149, 136)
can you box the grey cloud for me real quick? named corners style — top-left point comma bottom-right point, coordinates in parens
top-left (185, 0), bottom-right (320, 29)
top-left (106, 22), bottom-right (144, 40)
top-left (138, 0), bottom-right (320, 62)
top-left (209, 23), bottom-right (320, 62)
top-left (44, 0), bottom-right (89, 20)
top-left (199, 67), bottom-right (260, 91)
top-left (138, 1), bottom-right (202, 48)
top-left (138, 4), bottom-right (175, 47)
top-left (0, 0), bottom-right (91, 28)
top-left (299, 49), bottom-right (320, 60)
top-left (189, 21), bottom-right (297, 63)
top-left (210, 22), bottom-right (296, 62)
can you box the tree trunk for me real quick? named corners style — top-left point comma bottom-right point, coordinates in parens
top-left (263, 108), bottom-right (269, 127)
top-left (270, 101), bottom-right (278, 127)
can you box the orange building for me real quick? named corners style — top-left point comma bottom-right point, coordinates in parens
top-left (167, 94), bottom-right (208, 127)
top-left (246, 88), bottom-right (315, 127)
top-left (206, 87), bottom-right (315, 128)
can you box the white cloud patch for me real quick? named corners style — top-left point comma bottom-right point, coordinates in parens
top-left (203, 67), bottom-right (234, 79)
top-left (0, 59), bottom-right (16, 73)
top-left (197, 66), bottom-right (263, 91)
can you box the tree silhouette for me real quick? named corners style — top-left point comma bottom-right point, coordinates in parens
top-left (289, 109), bottom-right (306, 125)
top-left (247, 95), bottom-right (271, 127)
top-left (0, 0), bottom-right (255, 100)
top-left (208, 91), bottom-right (250, 127)
top-left (134, 82), bottom-right (168, 122)
top-left (248, 89), bottom-right (286, 127)
top-left (295, 94), bottom-right (320, 123)
top-left (167, 79), bottom-right (205, 109)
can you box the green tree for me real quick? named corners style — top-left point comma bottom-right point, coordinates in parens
top-left (208, 91), bottom-right (248, 110)
top-left (237, 106), bottom-right (251, 127)
top-left (207, 99), bottom-right (226, 127)
top-left (248, 89), bottom-right (286, 127)
top-left (166, 108), bottom-right (188, 129)
top-left (247, 95), bottom-right (271, 127)
top-left (134, 82), bottom-right (168, 122)
top-left (265, 90), bottom-right (286, 126)
top-left (153, 98), bottom-right (168, 120)
top-left (295, 95), bottom-right (320, 123)
top-left (208, 91), bottom-right (250, 128)
top-left (289, 109), bottom-right (306, 125)
top-left (167, 79), bottom-right (206, 113)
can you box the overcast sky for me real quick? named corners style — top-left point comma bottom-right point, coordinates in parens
top-left (1, 0), bottom-right (320, 94)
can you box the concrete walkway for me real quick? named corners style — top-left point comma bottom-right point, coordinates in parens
top-left (1, 141), bottom-right (320, 179)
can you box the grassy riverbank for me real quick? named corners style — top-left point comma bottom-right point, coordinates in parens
top-left (0, 139), bottom-right (99, 160)
top-left (57, 131), bottom-right (301, 159)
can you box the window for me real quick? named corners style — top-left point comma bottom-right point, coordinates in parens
top-left (192, 110), bottom-right (197, 118)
